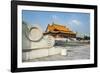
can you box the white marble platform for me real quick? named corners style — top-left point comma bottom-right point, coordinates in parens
top-left (22, 47), bottom-right (67, 61)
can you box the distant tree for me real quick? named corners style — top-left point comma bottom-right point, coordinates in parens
top-left (84, 35), bottom-right (90, 40)
top-left (22, 21), bottom-right (27, 25)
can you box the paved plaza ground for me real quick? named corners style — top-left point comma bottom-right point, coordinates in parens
top-left (24, 44), bottom-right (90, 62)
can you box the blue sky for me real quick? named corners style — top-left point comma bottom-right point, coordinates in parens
top-left (22, 10), bottom-right (90, 36)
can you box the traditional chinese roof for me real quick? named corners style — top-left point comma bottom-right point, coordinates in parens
top-left (45, 23), bottom-right (76, 34)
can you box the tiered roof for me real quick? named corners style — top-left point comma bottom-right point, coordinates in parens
top-left (45, 23), bottom-right (76, 34)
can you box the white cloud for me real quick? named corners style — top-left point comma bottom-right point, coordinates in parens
top-left (52, 15), bottom-right (57, 20)
top-left (52, 15), bottom-right (60, 23)
top-left (72, 19), bottom-right (81, 25)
